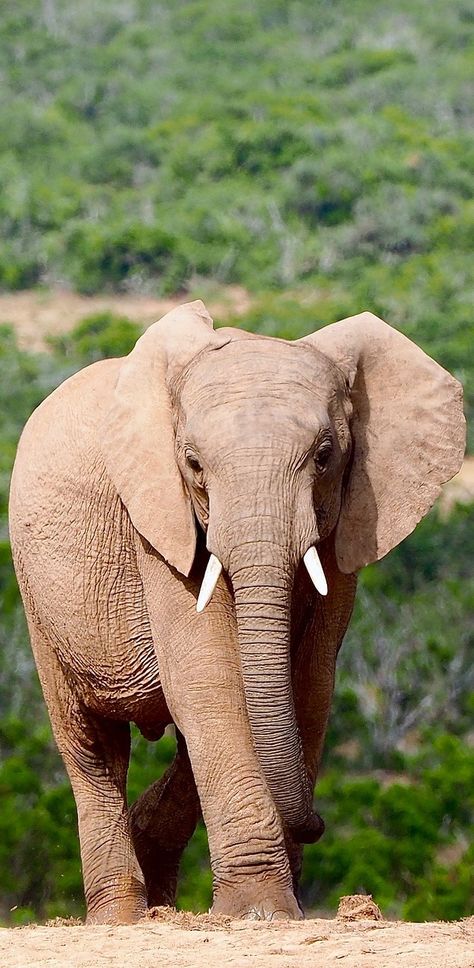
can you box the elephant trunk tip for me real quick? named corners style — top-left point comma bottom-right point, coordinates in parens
top-left (291, 811), bottom-right (325, 844)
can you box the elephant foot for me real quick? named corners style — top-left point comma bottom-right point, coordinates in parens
top-left (212, 881), bottom-right (303, 921)
top-left (85, 876), bottom-right (147, 925)
top-left (138, 847), bottom-right (181, 909)
top-left (243, 902), bottom-right (304, 922)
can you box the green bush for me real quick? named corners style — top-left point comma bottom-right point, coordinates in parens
top-left (64, 222), bottom-right (189, 294)
top-left (302, 734), bottom-right (474, 918)
top-left (49, 311), bottom-right (140, 363)
top-left (0, 0), bottom-right (471, 306)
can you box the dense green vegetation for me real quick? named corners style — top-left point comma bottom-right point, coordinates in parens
top-left (0, 0), bottom-right (472, 926)
top-left (1, 0), bottom-right (474, 439)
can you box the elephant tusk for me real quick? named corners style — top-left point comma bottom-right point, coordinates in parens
top-left (196, 554), bottom-right (223, 612)
top-left (303, 547), bottom-right (328, 596)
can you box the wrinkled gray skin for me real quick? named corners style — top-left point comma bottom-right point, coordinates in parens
top-left (9, 302), bottom-right (464, 924)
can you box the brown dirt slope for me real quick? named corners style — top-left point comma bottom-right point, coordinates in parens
top-left (0, 287), bottom-right (251, 351)
top-left (1, 913), bottom-right (473, 968)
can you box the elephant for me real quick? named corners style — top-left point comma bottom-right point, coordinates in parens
top-left (9, 300), bottom-right (465, 924)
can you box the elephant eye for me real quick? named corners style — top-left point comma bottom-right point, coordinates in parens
top-left (186, 453), bottom-right (203, 476)
top-left (315, 442), bottom-right (332, 473)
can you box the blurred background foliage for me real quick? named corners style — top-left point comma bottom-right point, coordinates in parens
top-left (0, 0), bottom-right (473, 925)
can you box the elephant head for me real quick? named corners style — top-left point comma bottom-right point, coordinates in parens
top-left (101, 300), bottom-right (465, 837)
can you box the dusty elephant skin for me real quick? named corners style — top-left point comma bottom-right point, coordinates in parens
top-left (9, 301), bottom-right (465, 925)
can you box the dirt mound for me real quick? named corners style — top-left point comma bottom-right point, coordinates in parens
top-left (337, 893), bottom-right (383, 921)
top-left (2, 906), bottom-right (473, 968)
top-left (145, 905), bottom-right (232, 930)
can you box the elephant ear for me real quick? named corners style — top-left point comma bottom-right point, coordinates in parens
top-left (101, 300), bottom-right (220, 576)
top-left (303, 312), bottom-right (465, 573)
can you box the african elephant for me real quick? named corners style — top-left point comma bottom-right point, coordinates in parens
top-left (9, 301), bottom-right (464, 924)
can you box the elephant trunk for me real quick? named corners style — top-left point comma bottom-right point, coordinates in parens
top-left (227, 537), bottom-right (323, 842)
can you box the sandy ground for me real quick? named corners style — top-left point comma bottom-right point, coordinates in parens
top-left (1, 908), bottom-right (473, 968)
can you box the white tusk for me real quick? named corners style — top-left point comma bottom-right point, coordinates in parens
top-left (196, 554), bottom-right (223, 612)
top-left (303, 547), bottom-right (328, 596)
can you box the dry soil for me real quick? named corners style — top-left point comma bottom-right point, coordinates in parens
top-left (0, 286), bottom-right (251, 351)
top-left (1, 907), bottom-right (473, 968)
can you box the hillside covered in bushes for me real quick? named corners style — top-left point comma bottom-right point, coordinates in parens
top-left (0, 0), bottom-right (472, 926)
top-left (2, 0), bottom-right (473, 437)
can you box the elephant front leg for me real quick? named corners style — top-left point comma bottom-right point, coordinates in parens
top-left (129, 731), bottom-right (201, 907)
top-left (138, 547), bottom-right (300, 921)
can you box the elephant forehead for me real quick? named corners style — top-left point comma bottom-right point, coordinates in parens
top-left (180, 361), bottom-right (332, 456)
top-left (180, 338), bottom-right (336, 403)
top-left (185, 398), bottom-right (330, 444)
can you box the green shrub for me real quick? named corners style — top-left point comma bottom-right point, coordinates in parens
top-left (302, 734), bottom-right (474, 918)
top-left (49, 311), bottom-right (140, 364)
top-left (64, 222), bottom-right (189, 294)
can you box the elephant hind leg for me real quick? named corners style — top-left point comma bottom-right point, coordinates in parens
top-left (68, 712), bottom-right (147, 924)
top-left (129, 731), bottom-right (201, 908)
top-left (31, 630), bottom-right (146, 924)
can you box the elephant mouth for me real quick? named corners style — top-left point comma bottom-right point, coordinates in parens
top-left (196, 546), bottom-right (327, 613)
